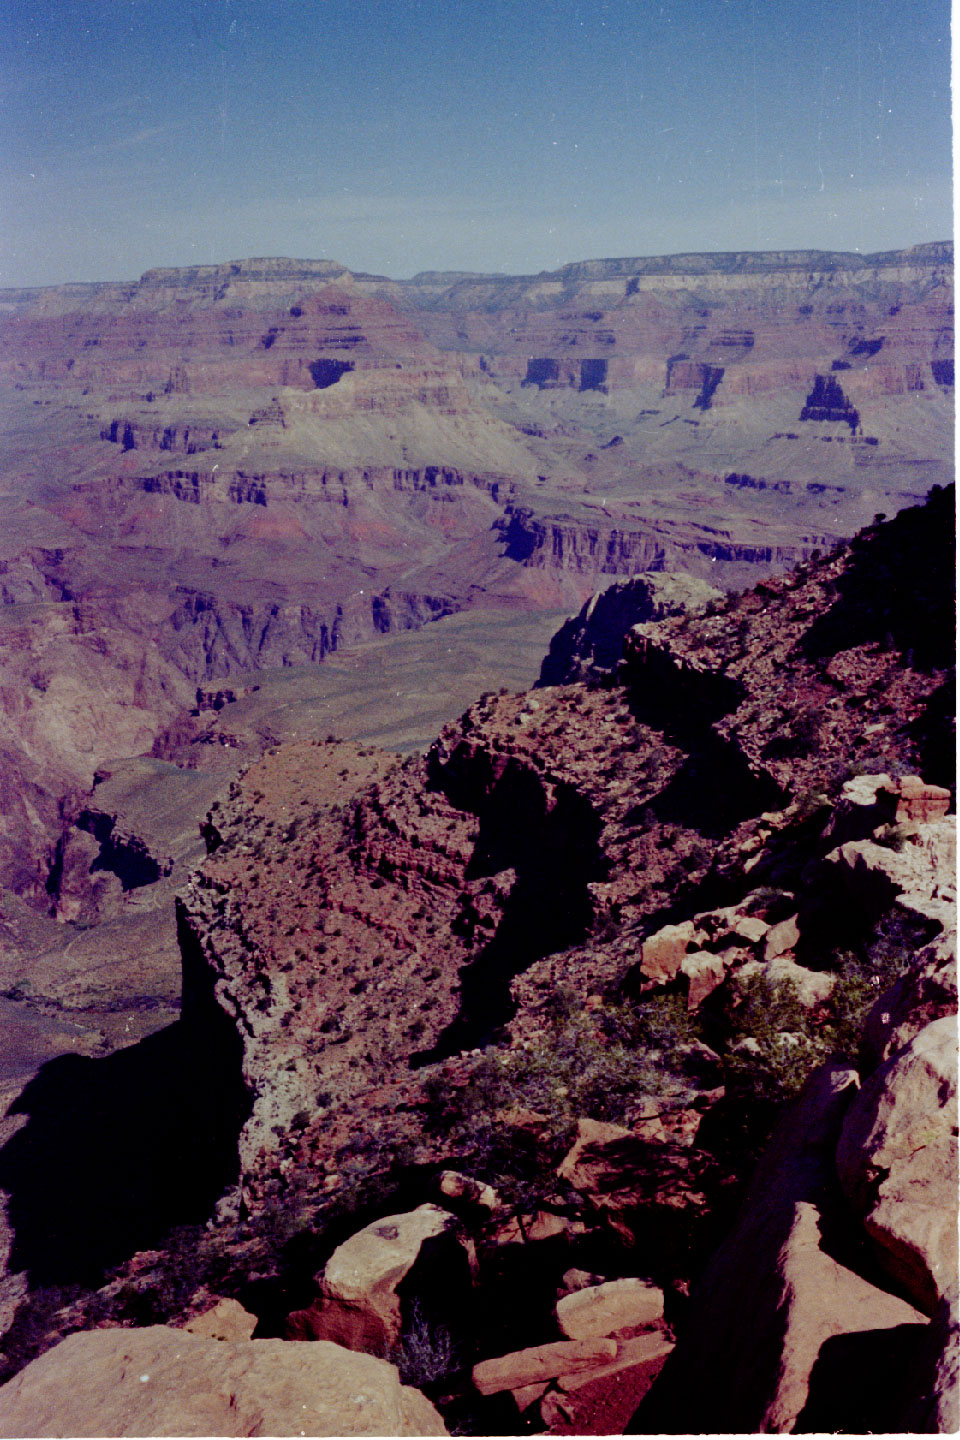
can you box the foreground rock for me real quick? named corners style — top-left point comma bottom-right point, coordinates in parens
top-left (837, 1013), bottom-right (958, 1315)
top-left (285, 1203), bottom-right (471, 1356)
top-left (473, 1337), bottom-right (618, 1395)
top-left (632, 1063), bottom-right (931, 1433)
top-left (556, 1278), bottom-right (664, 1339)
top-left (0, 1326), bottom-right (446, 1437)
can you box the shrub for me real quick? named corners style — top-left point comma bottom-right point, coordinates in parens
top-left (391, 1302), bottom-right (458, 1387)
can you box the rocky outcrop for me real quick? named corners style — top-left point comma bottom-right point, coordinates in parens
top-left (0, 1327), bottom-right (447, 1437)
top-left (836, 1014), bottom-right (958, 1315)
top-left (497, 507), bottom-right (828, 587)
top-left (538, 572), bottom-right (721, 686)
top-left (632, 1065), bottom-right (930, 1433)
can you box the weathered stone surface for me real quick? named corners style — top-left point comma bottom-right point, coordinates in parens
top-left (814, 822), bottom-right (957, 932)
top-left (511, 1380), bottom-right (549, 1411)
top-left (560, 1267), bottom-right (607, 1295)
top-left (556, 1278), bottom-right (664, 1339)
top-left (836, 1015), bottom-right (958, 1314)
top-left (864, 928), bottom-right (957, 1063)
top-left (896, 775), bottom-right (952, 823)
top-left (538, 572), bottom-right (721, 686)
top-left (763, 912), bottom-right (800, 961)
top-left (823, 772), bottom-right (898, 845)
top-left (638, 921), bottom-right (696, 982)
top-left (555, 1330), bottom-right (674, 1391)
top-left (488, 1210), bottom-right (583, 1247)
top-left (557, 1115), bottom-right (706, 1241)
top-left (438, 1170), bottom-right (499, 1210)
top-left (183, 1297), bottom-right (257, 1342)
top-left (473, 1338), bottom-right (618, 1396)
top-left (0, 1327), bottom-right (447, 1437)
top-left (730, 912), bottom-right (770, 945)
top-left (766, 955), bottom-right (836, 1007)
top-left (680, 950), bottom-right (727, 1009)
top-left (902, 1283), bottom-right (960, 1433)
top-left (538, 1333), bottom-right (675, 1434)
top-left (286, 1204), bottom-right (469, 1355)
top-left (632, 1063), bottom-right (929, 1434)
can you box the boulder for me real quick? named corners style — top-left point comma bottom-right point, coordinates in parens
top-left (555, 1329), bottom-right (673, 1391)
top-left (895, 776), bottom-right (952, 823)
top-left (864, 928), bottom-right (957, 1064)
top-left (556, 1278), bottom-right (664, 1339)
top-left (0, 1327), bottom-right (446, 1437)
top-left (560, 1267), bottom-right (607, 1295)
top-left (680, 950), bottom-right (727, 1009)
top-left (285, 1203), bottom-right (470, 1356)
top-left (472, 1338), bottom-right (617, 1395)
top-left (836, 1014), bottom-right (958, 1314)
top-left (638, 921), bottom-right (695, 983)
top-left (734, 954), bottom-right (834, 1008)
top-left (812, 823), bottom-right (956, 932)
top-left (766, 955), bottom-right (836, 1007)
top-left (547, 1332), bottom-right (675, 1434)
top-left (438, 1170), bottom-right (499, 1211)
top-left (631, 1063), bottom-right (929, 1433)
top-left (511, 1380), bottom-right (549, 1411)
top-left (763, 913), bottom-right (800, 961)
top-left (822, 772), bottom-right (897, 845)
top-left (488, 1209), bottom-right (583, 1247)
top-left (901, 1282), bottom-right (960, 1432)
top-left (184, 1297), bottom-right (258, 1342)
top-left (730, 913), bottom-right (770, 945)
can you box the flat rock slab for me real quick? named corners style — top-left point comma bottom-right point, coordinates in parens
top-left (557, 1279), bottom-right (664, 1339)
top-left (473, 1338), bottom-right (618, 1396)
top-left (0, 1327), bottom-right (447, 1437)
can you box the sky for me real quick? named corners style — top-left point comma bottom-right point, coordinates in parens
top-left (0, 0), bottom-right (953, 286)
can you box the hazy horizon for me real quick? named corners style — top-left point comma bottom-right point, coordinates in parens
top-left (1, 0), bottom-right (952, 289)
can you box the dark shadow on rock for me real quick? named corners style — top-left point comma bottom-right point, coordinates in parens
top-left (414, 757), bottom-right (606, 1062)
top-left (801, 484), bottom-right (955, 672)
top-left (645, 732), bottom-right (784, 839)
top-left (794, 1322), bottom-right (930, 1433)
top-left (0, 1005), bottom-right (249, 1288)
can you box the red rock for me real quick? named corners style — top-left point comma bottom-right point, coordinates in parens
top-left (183, 1297), bottom-right (257, 1342)
top-left (285, 1204), bottom-right (469, 1356)
top-left (556, 1330), bottom-right (673, 1390)
top-left (895, 775), bottom-right (952, 822)
top-left (836, 1015), bottom-right (958, 1314)
top-left (472, 1338), bottom-right (618, 1396)
top-left (556, 1278), bottom-right (664, 1339)
top-left (680, 950), bottom-right (727, 1009)
top-left (638, 921), bottom-right (695, 982)
top-left (0, 1327), bottom-right (447, 1437)
top-left (632, 1063), bottom-right (928, 1434)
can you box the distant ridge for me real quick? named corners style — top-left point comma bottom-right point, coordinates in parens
top-left (0, 241), bottom-right (951, 308)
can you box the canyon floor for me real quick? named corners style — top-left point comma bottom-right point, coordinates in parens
top-left (0, 246), bottom-right (953, 1432)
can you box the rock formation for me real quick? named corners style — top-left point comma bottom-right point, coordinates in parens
top-left (0, 249), bottom-right (952, 1434)
top-left (0, 1327), bottom-right (446, 1437)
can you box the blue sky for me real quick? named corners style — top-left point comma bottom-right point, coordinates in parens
top-left (0, 0), bottom-right (952, 286)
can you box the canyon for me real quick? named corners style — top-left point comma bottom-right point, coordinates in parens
top-left (0, 246), bottom-right (953, 1432)
top-left (0, 487), bottom-right (952, 1434)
